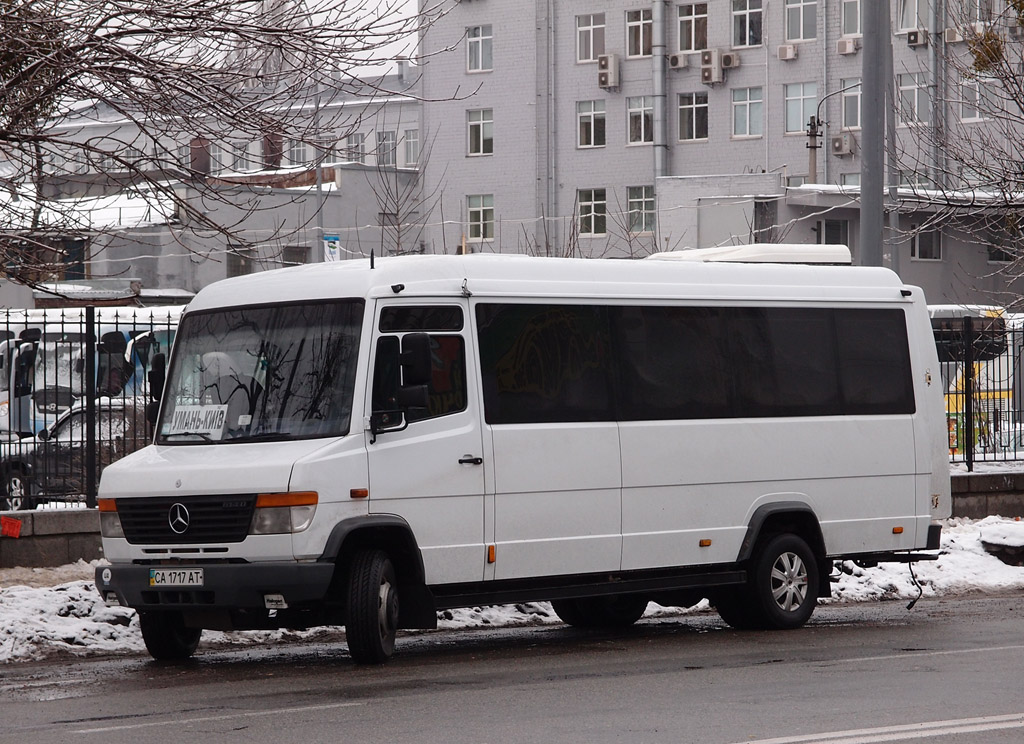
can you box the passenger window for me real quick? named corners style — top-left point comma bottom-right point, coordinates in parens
top-left (476, 304), bottom-right (613, 424)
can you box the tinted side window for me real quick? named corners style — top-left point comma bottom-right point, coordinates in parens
top-left (372, 334), bottom-right (468, 423)
top-left (613, 306), bottom-right (732, 420)
top-left (476, 304), bottom-right (613, 424)
top-left (836, 309), bottom-right (915, 414)
top-left (379, 306), bottom-right (464, 332)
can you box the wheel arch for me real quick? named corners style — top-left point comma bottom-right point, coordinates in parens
top-left (737, 501), bottom-right (829, 595)
top-left (319, 514), bottom-right (437, 629)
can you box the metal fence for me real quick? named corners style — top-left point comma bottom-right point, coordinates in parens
top-left (0, 306), bottom-right (180, 510)
top-left (938, 314), bottom-right (1024, 471)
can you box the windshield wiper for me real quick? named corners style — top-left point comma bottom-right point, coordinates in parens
top-left (163, 432), bottom-right (214, 441)
top-left (227, 432), bottom-right (286, 443)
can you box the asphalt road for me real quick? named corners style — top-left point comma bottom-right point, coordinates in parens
top-left (1, 594), bottom-right (1023, 744)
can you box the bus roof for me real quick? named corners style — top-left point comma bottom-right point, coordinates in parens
top-left (186, 254), bottom-right (915, 313)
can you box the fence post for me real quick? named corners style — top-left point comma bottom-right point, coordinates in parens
top-left (85, 307), bottom-right (97, 508)
top-left (964, 315), bottom-right (975, 473)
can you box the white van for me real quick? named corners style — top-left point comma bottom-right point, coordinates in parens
top-left (95, 254), bottom-right (951, 663)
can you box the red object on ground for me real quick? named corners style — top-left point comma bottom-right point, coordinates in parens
top-left (0, 516), bottom-right (22, 538)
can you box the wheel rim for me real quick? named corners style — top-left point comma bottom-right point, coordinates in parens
top-left (770, 551), bottom-right (808, 612)
top-left (5, 476), bottom-right (24, 511)
top-left (377, 576), bottom-right (398, 644)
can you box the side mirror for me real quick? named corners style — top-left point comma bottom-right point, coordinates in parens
top-left (36, 428), bottom-right (50, 442)
top-left (148, 353), bottom-right (166, 402)
top-left (145, 399), bottom-right (161, 427)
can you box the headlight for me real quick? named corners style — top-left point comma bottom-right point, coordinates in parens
top-left (97, 499), bottom-right (124, 538)
top-left (248, 492), bottom-right (318, 535)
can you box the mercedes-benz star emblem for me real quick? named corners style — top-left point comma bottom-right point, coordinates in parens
top-left (168, 503), bottom-right (190, 534)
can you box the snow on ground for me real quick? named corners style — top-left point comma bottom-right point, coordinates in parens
top-left (1, 517), bottom-right (1023, 664)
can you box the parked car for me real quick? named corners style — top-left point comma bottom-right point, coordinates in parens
top-left (0, 398), bottom-right (149, 511)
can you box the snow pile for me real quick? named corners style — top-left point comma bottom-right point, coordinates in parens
top-left (2, 517), bottom-right (1024, 664)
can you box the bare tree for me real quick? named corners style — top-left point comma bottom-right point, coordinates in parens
top-left (891, 3), bottom-right (1024, 297)
top-left (0, 0), bottom-right (446, 288)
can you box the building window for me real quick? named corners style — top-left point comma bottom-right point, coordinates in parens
top-left (678, 92), bottom-right (709, 141)
top-left (785, 82), bottom-right (818, 134)
top-left (678, 4), bottom-right (708, 53)
top-left (467, 194), bottom-right (494, 242)
top-left (227, 247), bottom-right (257, 277)
top-left (287, 139), bottom-right (309, 166)
top-left (988, 244), bottom-right (1013, 263)
top-left (577, 101), bottom-right (606, 148)
top-left (817, 219), bottom-right (849, 246)
top-left (346, 133), bottom-right (365, 164)
top-left (785, 0), bottom-right (816, 40)
top-left (841, 78), bottom-right (861, 129)
top-left (627, 9), bottom-right (653, 58)
top-left (576, 13), bottom-right (606, 63)
top-left (967, 0), bottom-right (994, 24)
top-left (733, 0), bottom-right (763, 47)
top-left (910, 228), bottom-right (941, 260)
top-left (281, 246), bottom-right (308, 267)
top-left (841, 0), bottom-right (861, 35)
top-left (899, 0), bottom-right (926, 30)
top-left (627, 186), bottom-right (656, 234)
top-left (468, 109), bottom-right (494, 156)
top-left (787, 175), bottom-right (806, 187)
top-left (840, 172), bottom-right (861, 187)
top-left (403, 129), bottom-right (419, 167)
top-left (377, 131), bottom-right (397, 167)
top-left (732, 86), bottom-right (763, 137)
top-left (578, 188), bottom-right (607, 235)
top-left (960, 77), bottom-right (993, 122)
top-left (898, 72), bottom-right (930, 125)
top-left (467, 25), bottom-right (493, 72)
top-left (627, 96), bottom-right (654, 144)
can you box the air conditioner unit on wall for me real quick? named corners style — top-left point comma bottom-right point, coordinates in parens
top-left (837, 37), bottom-right (859, 55)
top-left (597, 53), bottom-right (619, 88)
top-left (777, 44), bottom-right (798, 61)
top-left (907, 29), bottom-right (928, 47)
top-left (668, 53), bottom-right (688, 70)
top-left (831, 133), bottom-right (855, 156)
top-left (721, 52), bottom-right (740, 69)
top-left (944, 28), bottom-right (965, 43)
top-left (701, 64), bottom-right (722, 85)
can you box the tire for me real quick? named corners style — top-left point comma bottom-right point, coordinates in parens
top-left (748, 533), bottom-right (819, 630)
top-left (2, 470), bottom-right (34, 512)
top-left (138, 611), bottom-right (202, 661)
top-left (551, 595), bottom-right (648, 628)
top-left (346, 549), bottom-right (400, 665)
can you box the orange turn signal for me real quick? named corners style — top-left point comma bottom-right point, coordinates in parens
top-left (699, 539), bottom-right (712, 548)
top-left (350, 488), bottom-right (369, 499)
top-left (255, 491), bottom-right (318, 508)
top-left (892, 526), bottom-right (904, 535)
top-left (97, 499), bottom-right (117, 512)
top-left (487, 545), bottom-right (496, 563)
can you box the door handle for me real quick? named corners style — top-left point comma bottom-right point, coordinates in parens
top-left (458, 456), bottom-right (483, 465)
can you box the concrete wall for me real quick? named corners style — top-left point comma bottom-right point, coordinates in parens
top-left (0, 509), bottom-right (100, 569)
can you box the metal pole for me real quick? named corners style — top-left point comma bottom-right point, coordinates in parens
top-left (85, 306), bottom-right (97, 508)
top-left (860, 0), bottom-right (889, 266)
top-left (964, 315), bottom-right (975, 473)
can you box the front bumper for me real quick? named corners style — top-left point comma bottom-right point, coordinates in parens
top-left (95, 561), bottom-right (335, 612)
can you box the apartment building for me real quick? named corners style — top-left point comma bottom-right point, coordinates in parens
top-left (417, 1), bottom-right (1024, 304)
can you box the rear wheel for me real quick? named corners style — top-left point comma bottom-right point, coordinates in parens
top-left (2, 470), bottom-right (34, 511)
top-left (346, 549), bottom-right (399, 664)
top-left (138, 611), bottom-right (202, 660)
top-left (551, 595), bottom-right (649, 628)
top-left (748, 533), bottom-right (819, 630)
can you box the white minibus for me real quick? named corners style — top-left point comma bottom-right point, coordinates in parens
top-left (95, 254), bottom-right (950, 663)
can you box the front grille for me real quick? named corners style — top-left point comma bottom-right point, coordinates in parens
top-left (117, 495), bottom-right (257, 544)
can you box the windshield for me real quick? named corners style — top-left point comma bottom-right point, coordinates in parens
top-left (157, 301), bottom-right (364, 443)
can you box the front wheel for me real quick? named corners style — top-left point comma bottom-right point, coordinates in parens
top-left (346, 549), bottom-right (399, 664)
top-left (2, 470), bottom-right (34, 511)
top-left (748, 533), bottom-right (819, 630)
top-left (138, 611), bottom-right (202, 660)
